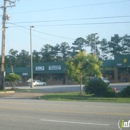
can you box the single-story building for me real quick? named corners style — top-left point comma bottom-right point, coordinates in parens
top-left (4, 54), bottom-right (130, 85)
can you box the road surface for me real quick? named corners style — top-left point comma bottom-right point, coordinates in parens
top-left (5, 83), bottom-right (130, 93)
top-left (0, 99), bottom-right (129, 130)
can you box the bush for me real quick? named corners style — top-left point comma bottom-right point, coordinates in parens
top-left (85, 79), bottom-right (116, 97)
top-left (120, 85), bottom-right (130, 97)
top-left (105, 87), bottom-right (118, 97)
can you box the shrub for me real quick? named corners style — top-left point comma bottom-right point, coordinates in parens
top-left (85, 79), bottom-right (116, 97)
top-left (120, 85), bottom-right (130, 97)
top-left (105, 87), bottom-right (118, 97)
top-left (5, 73), bottom-right (21, 89)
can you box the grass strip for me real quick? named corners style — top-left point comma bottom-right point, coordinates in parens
top-left (40, 92), bottom-right (130, 103)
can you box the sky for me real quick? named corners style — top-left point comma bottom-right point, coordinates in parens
top-left (0, 0), bottom-right (130, 55)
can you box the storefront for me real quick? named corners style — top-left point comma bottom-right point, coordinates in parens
top-left (4, 54), bottom-right (130, 85)
top-left (102, 54), bottom-right (130, 83)
top-left (5, 62), bottom-right (69, 85)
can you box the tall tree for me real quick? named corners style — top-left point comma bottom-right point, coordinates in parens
top-left (8, 49), bottom-right (18, 67)
top-left (5, 55), bottom-right (11, 68)
top-left (100, 38), bottom-right (109, 60)
top-left (60, 42), bottom-right (71, 61)
top-left (86, 33), bottom-right (100, 57)
top-left (72, 37), bottom-right (86, 51)
top-left (66, 51), bottom-right (102, 95)
top-left (52, 44), bottom-right (62, 61)
top-left (40, 44), bottom-right (54, 62)
top-left (17, 50), bottom-right (30, 67)
top-left (121, 35), bottom-right (130, 54)
top-left (108, 34), bottom-right (122, 56)
top-left (33, 50), bottom-right (41, 63)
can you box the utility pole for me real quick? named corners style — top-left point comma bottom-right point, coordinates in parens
top-left (0, 0), bottom-right (16, 90)
top-left (30, 26), bottom-right (34, 88)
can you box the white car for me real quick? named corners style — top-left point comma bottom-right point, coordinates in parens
top-left (28, 80), bottom-right (46, 86)
top-left (100, 77), bottom-right (110, 85)
top-left (28, 80), bottom-right (37, 86)
top-left (35, 80), bottom-right (46, 86)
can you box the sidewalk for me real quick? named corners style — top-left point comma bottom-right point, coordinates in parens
top-left (0, 91), bottom-right (44, 99)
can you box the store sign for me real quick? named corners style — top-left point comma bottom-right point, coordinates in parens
top-left (117, 63), bottom-right (122, 66)
top-left (36, 66), bottom-right (45, 71)
top-left (105, 67), bottom-right (114, 71)
top-left (101, 67), bottom-right (114, 71)
top-left (49, 65), bottom-right (61, 70)
top-left (22, 73), bottom-right (28, 76)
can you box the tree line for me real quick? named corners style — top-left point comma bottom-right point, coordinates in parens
top-left (1, 33), bottom-right (130, 67)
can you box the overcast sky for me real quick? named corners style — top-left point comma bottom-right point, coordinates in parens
top-left (0, 0), bottom-right (130, 54)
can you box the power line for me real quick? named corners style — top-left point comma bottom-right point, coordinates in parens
top-left (7, 15), bottom-right (130, 24)
top-left (38, 21), bottom-right (130, 26)
top-left (9, 0), bottom-right (130, 15)
top-left (7, 21), bottom-right (130, 28)
top-left (31, 29), bottom-right (75, 40)
top-left (9, 24), bottom-right (61, 44)
top-left (7, 22), bottom-right (75, 40)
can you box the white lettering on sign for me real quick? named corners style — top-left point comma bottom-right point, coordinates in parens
top-left (49, 65), bottom-right (61, 70)
top-left (36, 66), bottom-right (45, 71)
top-left (22, 73), bottom-right (28, 76)
top-left (117, 63), bottom-right (122, 66)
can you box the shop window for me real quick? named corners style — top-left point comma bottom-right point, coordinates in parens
top-left (102, 71), bottom-right (114, 80)
top-left (52, 74), bottom-right (65, 81)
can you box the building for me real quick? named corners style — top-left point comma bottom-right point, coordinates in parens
top-left (102, 54), bottom-right (130, 83)
top-left (4, 54), bottom-right (130, 85)
top-left (5, 62), bottom-right (68, 86)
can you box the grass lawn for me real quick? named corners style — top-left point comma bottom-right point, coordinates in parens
top-left (40, 92), bottom-right (130, 103)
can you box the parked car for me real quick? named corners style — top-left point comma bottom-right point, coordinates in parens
top-left (90, 77), bottom-right (110, 85)
top-left (28, 80), bottom-right (38, 86)
top-left (100, 77), bottom-right (110, 85)
top-left (36, 80), bottom-right (46, 86)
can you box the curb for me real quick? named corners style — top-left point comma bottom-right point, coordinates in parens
top-left (0, 91), bottom-right (15, 94)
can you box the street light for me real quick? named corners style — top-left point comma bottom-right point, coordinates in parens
top-left (30, 26), bottom-right (34, 88)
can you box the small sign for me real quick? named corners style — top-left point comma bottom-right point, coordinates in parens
top-left (49, 65), bottom-right (61, 70)
top-left (36, 66), bottom-right (45, 71)
top-left (117, 63), bottom-right (122, 66)
top-left (123, 58), bottom-right (127, 63)
top-left (22, 73), bottom-right (28, 76)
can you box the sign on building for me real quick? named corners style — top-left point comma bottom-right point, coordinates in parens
top-left (36, 66), bottom-right (45, 71)
top-left (117, 63), bottom-right (122, 66)
top-left (22, 73), bottom-right (28, 76)
top-left (49, 65), bottom-right (61, 70)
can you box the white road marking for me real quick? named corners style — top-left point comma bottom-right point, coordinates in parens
top-left (41, 119), bottom-right (110, 126)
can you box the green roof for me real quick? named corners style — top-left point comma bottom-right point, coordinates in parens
top-left (5, 67), bottom-right (30, 76)
top-left (4, 55), bottom-right (130, 76)
top-left (102, 60), bottom-right (115, 67)
top-left (5, 62), bottom-right (67, 76)
top-left (114, 54), bottom-right (130, 67)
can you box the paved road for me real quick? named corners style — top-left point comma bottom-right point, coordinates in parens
top-left (5, 83), bottom-right (130, 93)
top-left (0, 99), bottom-right (129, 130)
